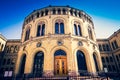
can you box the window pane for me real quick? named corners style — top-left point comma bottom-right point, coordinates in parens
top-left (19, 54), bottom-right (26, 74)
top-left (111, 42), bottom-right (115, 50)
top-left (99, 44), bottom-right (102, 51)
top-left (33, 52), bottom-right (44, 77)
top-left (55, 23), bottom-right (59, 34)
top-left (103, 44), bottom-right (106, 51)
top-left (114, 40), bottom-right (118, 49)
top-left (101, 57), bottom-right (105, 63)
top-left (41, 24), bottom-right (45, 36)
top-left (88, 28), bottom-right (93, 40)
top-left (106, 44), bottom-right (110, 51)
top-left (53, 9), bottom-right (56, 14)
top-left (77, 51), bottom-right (87, 71)
top-left (60, 23), bottom-right (64, 34)
top-left (74, 24), bottom-right (78, 35)
top-left (78, 25), bottom-right (82, 36)
top-left (37, 25), bottom-right (41, 36)
top-left (58, 9), bottom-right (61, 14)
top-left (25, 29), bottom-right (30, 41)
top-left (109, 57), bottom-right (112, 62)
top-left (70, 10), bottom-right (73, 15)
top-left (63, 9), bottom-right (66, 14)
top-left (106, 57), bottom-right (109, 63)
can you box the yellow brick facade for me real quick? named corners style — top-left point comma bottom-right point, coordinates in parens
top-left (97, 29), bottom-right (120, 73)
top-left (15, 6), bottom-right (103, 76)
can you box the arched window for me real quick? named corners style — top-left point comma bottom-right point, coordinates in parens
top-left (55, 20), bottom-right (64, 34)
top-left (78, 25), bottom-right (82, 36)
top-left (55, 23), bottom-right (59, 34)
top-left (74, 23), bottom-right (82, 36)
top-left (93, 53), bottom-right (99, 71)
top-left (77, 50), bottom-right (87, 75)
top-left (19, 54), bottom-right (26, 75)
top-left (88, 27), bottom-right (93, 40)
top-left (41, 24), bottom-right (45, 36)
top-left (60, 23), bottom-right (64, 34)
top-left (37, 25), bottom-right (41, 36)
top-left (25, 28), bottom-right (30, 41)
top-left (74, 24), bottom-right (78, 35)
top-left (33, 51), bottom-right (44, 77)
top-left (36, 23), bottom-right (45, 37)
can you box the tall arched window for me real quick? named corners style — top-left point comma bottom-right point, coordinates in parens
top-left (41, 24), bottom-right (45, 36)
top-left (74, 23), bottom-right (82, 36)
top-left (19, 54), bottom-right (26, 75)
top-left (33, 51), bottom-right (44, 77)
top-left (55, 20), bottom-right (64, 34)
top-left (25, 28), bottom-right (30, 41)
top-left (60, 23), bottom-right (64, 34)
top-left (88, 27), bottom-right (93, 40)
top-left (93, 53), bottom-right (99, 71)
top-left (77, 50), bottom-right (87, 75)
top-left (78, 25), bottom-right (82, 36)
top-left (74, 24), bottom-right (78, 35)
top-left (55, 23), bottom-right (59, 34)
top-left (36, 22), bottom-right (45, 37)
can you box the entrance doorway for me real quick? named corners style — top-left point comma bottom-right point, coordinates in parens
top-left (54, 50), bottom-right (67, 75)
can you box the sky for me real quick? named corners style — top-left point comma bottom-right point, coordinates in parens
top-left (0, 0), bottom-right (120, 39)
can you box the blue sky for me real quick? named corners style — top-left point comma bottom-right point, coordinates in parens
top-left (0, 0), bottom-right (120, 39)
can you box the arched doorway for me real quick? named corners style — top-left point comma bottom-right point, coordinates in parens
top-left (93, 53), bottom-right (99, 71)
top-left (54, 50), bottom-right (67, 75)
top-left (76, 50), bottom-right (87, 75)
top-left (33, 51), bottom-right (44, 77)
top-left (19, 54), bottom-right (26, 75)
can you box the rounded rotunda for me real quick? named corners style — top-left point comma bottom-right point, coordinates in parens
top-left (15, 6), bottom-right (103, 77)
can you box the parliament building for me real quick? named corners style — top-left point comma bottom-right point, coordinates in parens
top-left (0, 6), bottom-right (120, 79)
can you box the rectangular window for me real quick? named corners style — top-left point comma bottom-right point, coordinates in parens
top-left (114, 40), bottom-right (118, 49)
top-left (112, 65), bottom-right (116, 71)
top-left (103, 44), bottom-right (106, 51)
top-left (108, 65), bottom-right (112, 71)
top-left (106, 57), bottom-right (109, 63)
top-left (110, 57), bottom-right (113, 62)
top-left (101, 57), bottom-right (105, 63)
top-left (99, 44), bottom-right (102, 51)
top-left (111, 42), bottom-right (115, 50)
top-left (116, 55), bottom-right (119, 61)
top-left (106, 44), bottom-right (110, 51)
top-left (2, 59), bottom-right (6, 65)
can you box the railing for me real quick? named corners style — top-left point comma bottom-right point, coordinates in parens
top-left (0, 76), bottom-right (108, 80)
top-left (0, 72), bottom-right (113, 80)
